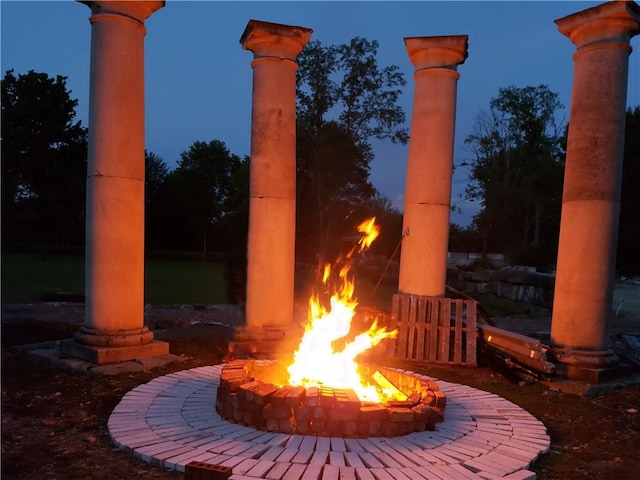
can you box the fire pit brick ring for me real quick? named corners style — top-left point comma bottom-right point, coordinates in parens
top-left (108, 365), bottom-right (550, 478)
top-left (216, 360), bottom-right (445, 437)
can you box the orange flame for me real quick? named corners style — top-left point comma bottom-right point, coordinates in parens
top-left (287, 217), bottom-right (398, 402)
top-left (355, 217), bottom-right (380, 253)
top-left (344, 217), bottom-right (381, 259)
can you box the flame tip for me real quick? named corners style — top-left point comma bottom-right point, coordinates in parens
top-left (288, 216), bottom-right (400, 402)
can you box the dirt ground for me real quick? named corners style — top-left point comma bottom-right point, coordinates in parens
top-left (2, 292), bottom-right (640, 480)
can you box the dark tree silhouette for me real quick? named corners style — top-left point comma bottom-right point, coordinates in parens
top-left (295, 37), bottom-right (408, 262)
top-left (149, 140), bottom-right (243, 257)
top-left (463, 85), bottom-right (566, 269)
top-left (617, 106), bottom-right (640, 276)
top-left (1, 69), bottom-right (87, 252)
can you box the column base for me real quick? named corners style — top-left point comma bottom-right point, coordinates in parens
top-left (227, 325), bottom-right (302, 360)
top-left (550, 347), bottom-right (626, 383)
top-left (74, 326), bottom-right (155, 348)
top-left (60, 338), bottom-right (169, 365)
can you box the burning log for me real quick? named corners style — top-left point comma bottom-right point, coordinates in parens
top-left (371, 370), bottom-right (408, 401)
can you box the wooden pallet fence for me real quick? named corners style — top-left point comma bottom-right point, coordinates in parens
top-left (389, 295), bottom-right (478, 366)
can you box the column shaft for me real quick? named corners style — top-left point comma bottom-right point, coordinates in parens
top-left (398, 36), bottom-right (468, 297)
top-left (74, 1), bottom-right (164, 355)
top-left (241, 21), bottom-right (312, 330)
top-left (551, 1), bottom-right (640, 366)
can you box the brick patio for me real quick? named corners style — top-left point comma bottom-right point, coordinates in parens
top-left (108, 365), bottom-right (550, 479)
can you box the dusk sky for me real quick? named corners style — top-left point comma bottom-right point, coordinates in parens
top-left (2, 1), bottom-right (639, 226)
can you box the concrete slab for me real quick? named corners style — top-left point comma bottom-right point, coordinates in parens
top-left (60, 338), bottom-right (170, 364)
top-left (22, 341), bottom-right (187, 374)
top-left (540, 373), bottom-right (640, 398)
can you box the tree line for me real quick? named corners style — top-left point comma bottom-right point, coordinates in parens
top-left (2, 37), bottom-right (639, 276)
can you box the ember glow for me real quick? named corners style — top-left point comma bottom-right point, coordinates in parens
top-left (287, 217), bottom-right (398, 403)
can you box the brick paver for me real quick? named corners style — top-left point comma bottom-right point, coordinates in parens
top-left (108, 365), bottom-right (549, 479)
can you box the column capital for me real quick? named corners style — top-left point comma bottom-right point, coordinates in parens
top-left (240, 19), bottom-right (312, 60)
top-left (555, 1), bottom-right (640, 49)
top-left (78, 1), bottom-right (165, 23)
top-left (404, 35), bottom-right (468, 71)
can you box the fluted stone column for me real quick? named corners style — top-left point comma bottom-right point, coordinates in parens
top-left (62, 1), bottom-right (168, 364)
top-left (550, 1), bottom-right (640, 377)
top-left (240, 21), bottom-right (312, 334)
top-left (398, 36), bottom-right (468, 298)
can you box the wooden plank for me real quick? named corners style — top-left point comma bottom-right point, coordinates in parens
top-left (454, 299), bottom-right (464, 364)
top-left (438, 298), bottom-right (451, 362)
top-left (465, 300), bottom-right (478, 366)
top-left (406, 295), bottom-right (417, 360)
top-left (478, 324), bottom-right (546, 353)
top-left (423, 298), bottom-right (432, 361)
top-left (478, 325), bottom-right (555, 373)
top-left (420, 298), bottom-right (430, 361)
top-left (415, 296), bottom-right (427, 361)
top-left (389, 294), bottom-right (401, 358)
top-left (428, 298), bottom-right (439, 362)
top-left (396, 295), bottom-right (410, 359)
top-left (419, 298), bottom-right (429, 361)
top-left (391, 294), bottom-right (478, 366)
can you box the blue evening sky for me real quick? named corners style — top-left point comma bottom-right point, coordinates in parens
top-left (2, 1), bottom-right (639, 226)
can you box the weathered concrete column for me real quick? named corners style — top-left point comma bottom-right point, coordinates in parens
top-left (398, 36), bottom-right (468, 297)
top-left (62, 1), bottom-right (168, 364)
top-left (550, 1), bottom-right (640, 378)
top-left (240, 21), bottom-right (312, 334)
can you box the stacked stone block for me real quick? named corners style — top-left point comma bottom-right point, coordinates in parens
top-left (447, 267), bottom-right (555, 316)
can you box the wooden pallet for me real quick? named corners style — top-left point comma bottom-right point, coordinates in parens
top-left (389, 295), bottom-right (478, 366)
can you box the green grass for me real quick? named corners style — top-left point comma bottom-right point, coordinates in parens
top-left (144, 258), bottom-right (228, 305)
top-left (1, 253), bottom-right (85, 302)
top-left (1, 253), bottom-right (229, 305)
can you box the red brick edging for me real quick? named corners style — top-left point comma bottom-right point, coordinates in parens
top-left (216, 360), bottom-right (445, 437)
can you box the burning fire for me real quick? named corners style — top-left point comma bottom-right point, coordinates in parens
top-left (287, 217), bottom-right (399, 403)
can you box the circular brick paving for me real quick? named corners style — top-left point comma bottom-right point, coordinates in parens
top-left (108, 365), bottom-right (550, 479)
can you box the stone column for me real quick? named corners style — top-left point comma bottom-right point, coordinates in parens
top-left (62, 1), bottom-right (168, 364)
top-left (398, 36), bottom-right (468, 297)
top-left (550, 1), bottom-right (640, 378)
top-left (240, 21), bottom-right (312, 336)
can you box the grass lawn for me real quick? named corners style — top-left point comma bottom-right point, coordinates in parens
top-left (1, 253), bottom-right (229, 305)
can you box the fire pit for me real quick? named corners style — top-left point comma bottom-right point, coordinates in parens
top-left (109, 364), bottom-right (551, 478)
top-left (218, 219), bottom-right (447, 437)
top-left (216, 359), bottom-right (445, 437)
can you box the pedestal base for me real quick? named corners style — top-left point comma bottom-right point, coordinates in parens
top-left (552, 362), bottom-right (635, 384)
top-left (550, 346), bottom-right (627, 383)
top-left (60, 338), bottom-right (169, 364)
